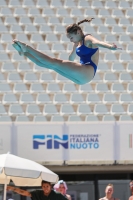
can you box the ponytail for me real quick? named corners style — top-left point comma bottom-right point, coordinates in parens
top-left (77, 18), bottom-right (94, 26)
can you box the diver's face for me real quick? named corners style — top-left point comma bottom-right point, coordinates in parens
top-left (67, 30), bottom-right (82, 43)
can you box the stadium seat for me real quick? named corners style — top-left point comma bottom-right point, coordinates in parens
top-left (30, 83), bottom-right (45, 94)
top-left (111, 83), bottom-right (126, 94)
top-left (48, 17), bottom-right (60, 26)
top-left (119, 53), bottom-right (132, 64)
top-left (98, 9), bottom-right (111, 18)
top-left (83, 26), bottom-right (96, 35)
top-left (119, 93), bottom-right (133, 104)
top-left (83, 9), bottom-right (97, 18)
top-left (119, 72), bottom-right (132, 83)
top-left (97, 26), bottom-right (110, 35)
top-left (45, 34), bottom-right (59, 43)
top-left (6, 43), bottom-right (17, 53)
top-left (56, 74), bottom-right (71, 83)
top-left (19, 16), bottom-right (32, 26)
top-left (68, 115), bottom-right (82, 121)
top-left (11, 53), bottom-right (26, 63)
top-left (36, 0), bottom-right (50, 8)
top-left (46, 83), bottom-right (61, 93)
top-left (14, 8), bottom-right (27, 17)
top-left (9, 0), bottom-right (21, 8)
top-left (17, 62), bottom-right (32, 73)
top-left (53, 93), bottom-right (69, 104)
top-left (111, 63), bottom-right (125, 72)
top-left (118, 18), bottom-right (131, 27)
top-left (14, 33), bottom-right (29, 43)
top-left (2, 93), bottom-right (18, 105)
top-left (92, 73), bottom-right (102, 83)
top-left (112, 9), bottom-right (124, 18)
top-left (24, 25), bottom-right (38, 34)
top-left (62, 17), bottom-right (74, 26)
top-left (103, 72), bottom-right (118, 83)
top-left (39, 24), bottom-right (52, 34)
top-left (102, 115), bottom-right (116, 121)
top-left (30, 34), bottom-right (44, 44)
top-left (40, 72), bottom-right (54, 83)
top-left (63, 83), bottom-right (77, 93)
top-left (50, 0), bottom-right (62, 8)
top-left (94, 104), bottom-right (109, 115)
top-left (0, 0), bottom-right (7, 7)
top-left (0, 105), bottom-right (7, 115)
top-left (42, 8), bottom-right (55, 17)
top-left (1, 62), bottom-right (16, 72)
top-left (4, 17), bottom-right (17, 25)
top-left (9, 104), bottom-right (24, 116)
top-left (70, 93), bottom-right (85, 104)
top-left (77, 0), bottom-right (90, 9)
top-left (104, 53), bottom-right (118, 62)
top-left (51, 44), bottom-right (65, 53)
top-left (0, 73), bottom-right (6, 83)
top-left (64, 0), bottom-right (76, 8)
top-left (105, 35), bottom-right (117, 43)
top-left (119, 35), bottom-right (131, 45)
top-left (111, 104), bottom-right (126, 115)
top-left (104, 18), bottom-right (117, 27)
top-left (60, 104), bottom-right (75, 116)
top-left (24, 72), bottom-right (39, 83)
top-left (125, 9), bottom-right (133, 19)
top-left (33, 17), bottom-right (47, 26)
top-left (118, 1), bottom-right (130, 10)
top-left (28, 8), bottom-right (40, 17)
top-left (16, 116), bottom-right (29, 122)
top-left (1, 34), bottom-right (13, 43)
top-left (103, 93), bottom-right (118, 104)
top-left (85, 115), bottom-right (99, 121)
top-left (0, 8), bottom-right (12, 16)
top-left (70, 9), bottom-right (83, 17)
top-left (119, 115), bottom-right (132, 121)
top-left (43, 104), bottom-right (59, 116)
top-left (13, 83), bottom-right (28, 94)
top-left (77, 104), bottom-right (92, 116)
top-left (26, 104), bottom-right (42, 116)
top-left (79, 83), bottom-right (94, 94)
top-left (86, 94), bottom-right (101, 104)
top-left (7, 72), bottom-right (22, 83)
top-left (105, 1), bottom-right (117, 9)
top-left (19, 93), bottom-right (35, 104)
top-left (36, 93), bottom-right (52, 104)
top-left (54, 25), bottom-right (66, 34)
top-left (126, 44), bottom-right (133, 53)
top-left (127, 104), bottom-right (133, 115)
top-left (95, 83), bottom-right (109, 94)
top-left (0, 116), bottom-right (11, 122)
top-left (91, 1), bottom-right (104, 9)
top-left (33, 115), bottom-right (47, 122)
top-left (127, 83), bottom-right (133, 94)
top-left (22, 0), bottom-right (35, 8)
top-left (36, 44), bottom-right (51, 53)
top-left (51, 115), bottom-right (64, 122)
top-left (0, 53), bottom-right (10, 62)
top-left (0, 83), bottom-right (12, 94)
top-left (112, 26), bottom-right (124, 35)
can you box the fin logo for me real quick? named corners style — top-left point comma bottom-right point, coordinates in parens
top-left (33, 135), bottom-right (68, 149)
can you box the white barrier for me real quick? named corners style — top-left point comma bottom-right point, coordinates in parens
top-left (0, 122), bottom-right (133, 165)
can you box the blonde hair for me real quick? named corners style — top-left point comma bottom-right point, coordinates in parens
top-left (106, 184), bottom-right (114, 189)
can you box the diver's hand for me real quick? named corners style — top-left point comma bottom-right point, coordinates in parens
top-left (110, 43), bottom-right (122, 50)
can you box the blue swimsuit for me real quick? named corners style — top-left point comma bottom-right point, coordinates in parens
top-left (76, 34), bottom-right (98, 76)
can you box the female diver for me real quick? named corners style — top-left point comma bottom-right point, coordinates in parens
top-left (12, 18), bottom-right (121, 85)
